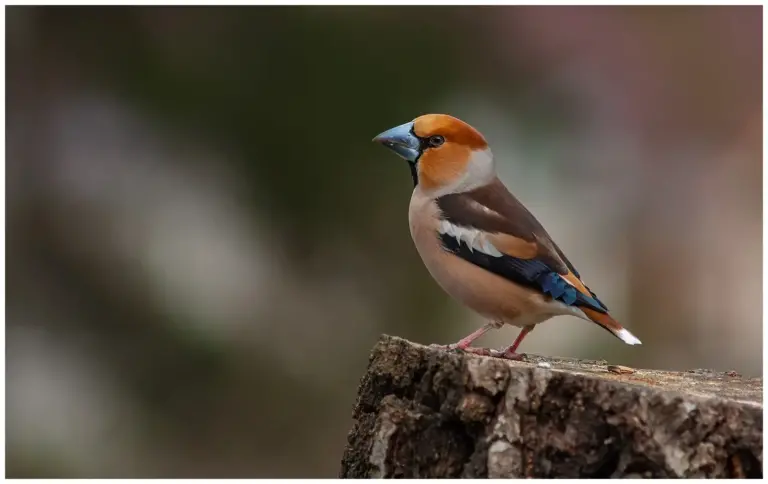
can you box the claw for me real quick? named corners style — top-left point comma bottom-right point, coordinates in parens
top-left (499, 351), bottom-right (526, 361)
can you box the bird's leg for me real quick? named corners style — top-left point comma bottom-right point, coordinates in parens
top-left (451, 323), bottom-right (494, 350)
top-left (432, 321), bottom-right (502, 356)
top-left (498, 325), bottom-right (535, 360)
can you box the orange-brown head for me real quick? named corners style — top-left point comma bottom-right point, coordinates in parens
top-left (373, 114), bottom-right (494, 194)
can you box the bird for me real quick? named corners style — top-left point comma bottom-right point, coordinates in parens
top-left (373, 113), bottom-right (641, 359)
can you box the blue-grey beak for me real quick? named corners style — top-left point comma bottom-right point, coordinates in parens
top-left (373, 121), bottom-right (420, 163)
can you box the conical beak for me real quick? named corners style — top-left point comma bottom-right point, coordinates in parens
top-left (373, 121), bottom-right (420, 163)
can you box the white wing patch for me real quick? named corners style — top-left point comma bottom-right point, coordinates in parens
top-left (438, 220), bottom-right (503, 257)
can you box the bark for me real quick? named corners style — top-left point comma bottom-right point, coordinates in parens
top-left (340, 335), bottom-right (762, 478)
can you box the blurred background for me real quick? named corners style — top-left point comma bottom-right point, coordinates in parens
top-left (6, 5), bottom-right (762, 478)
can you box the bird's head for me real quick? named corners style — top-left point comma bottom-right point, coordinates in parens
top-left (373, 114), bottom-right (494, 195)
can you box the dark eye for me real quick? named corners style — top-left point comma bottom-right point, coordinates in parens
top-left (429, 135), bottom-right (445, 147)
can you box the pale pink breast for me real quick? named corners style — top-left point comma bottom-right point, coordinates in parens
top-left (408, 190), bottom-right (558, 327)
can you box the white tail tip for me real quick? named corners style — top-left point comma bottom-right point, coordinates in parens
top-left (617, 328), bottom-right (642, 345)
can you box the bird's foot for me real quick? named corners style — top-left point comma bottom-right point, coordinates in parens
top-left (496, 350), bottom-right (526, 361)
top-left (454, 347), bottom-right (526, 359)
top-left (457, 346), bottom-right (494, 356)
top-left (430, 343), bottom-right (494, 356)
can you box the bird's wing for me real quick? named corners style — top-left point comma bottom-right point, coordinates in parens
top-left (435, 178), bottom-right (608, 313)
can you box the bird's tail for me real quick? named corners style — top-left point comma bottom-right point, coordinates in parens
top-left (581, 307), bottom-right (642, 346)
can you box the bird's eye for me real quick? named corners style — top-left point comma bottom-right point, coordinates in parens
top-left (429, 135), bottom-right (445, 147)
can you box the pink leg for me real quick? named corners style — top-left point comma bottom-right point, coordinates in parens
top-left (499, 325), bottom-right (534, 360)
top-left (448, 323), bottom-right (497, 356)
top-left (431, 322), bottom-right (500, 356)
top-left (452, 323), bottom-right (495, 350)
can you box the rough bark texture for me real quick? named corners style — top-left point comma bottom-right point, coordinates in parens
top-left (340, 335), bottom-right (762, 478)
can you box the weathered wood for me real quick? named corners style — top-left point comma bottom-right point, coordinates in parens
top-left (340, 335), bottom-right (762, 478)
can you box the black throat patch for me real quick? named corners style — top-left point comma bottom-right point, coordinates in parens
top-left (408, 162), bottom-right (418, 186)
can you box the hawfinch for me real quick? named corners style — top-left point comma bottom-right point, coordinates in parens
top-left (373, 114), bottom-right (641, 359)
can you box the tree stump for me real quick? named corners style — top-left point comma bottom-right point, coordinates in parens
top-left (340, 335), bottom-right (762, 478)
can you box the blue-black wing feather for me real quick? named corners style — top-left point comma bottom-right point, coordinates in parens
top-left (435, 179), bottom-right (609, 313)
top-left (439, 233), bottom-right (608, 314)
